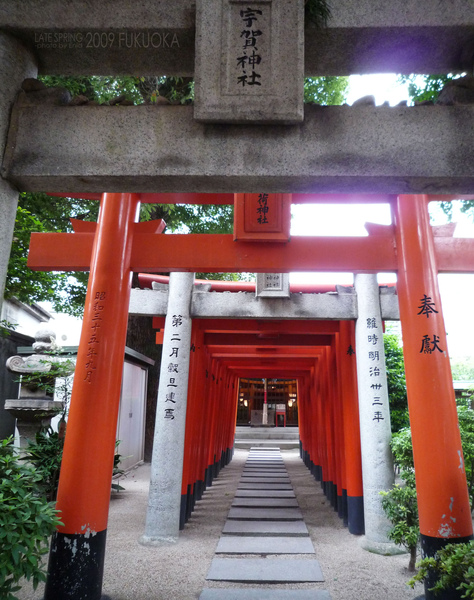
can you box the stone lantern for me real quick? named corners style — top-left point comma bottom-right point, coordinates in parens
top-left (5, 328), bottom-right (74, 449)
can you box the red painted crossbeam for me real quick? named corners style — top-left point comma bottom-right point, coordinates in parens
top-left (27, 231), bottom-right (474, 274)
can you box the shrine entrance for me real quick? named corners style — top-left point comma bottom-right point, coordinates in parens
top-left (237, 379), bottom-right (299, 427)
top-left (26, 191), bottom-right (474, 600)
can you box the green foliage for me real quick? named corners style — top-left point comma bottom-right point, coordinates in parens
top-left (166, 204), bottom-right (234, 234)
top-left (21, 428), bottom-right (64, 502)
top-left (39, 75), bottom-right (144, 104)
top-left (380, 483), bottom-right (419, 571)
top-left (18, 357), bottom-right (75, 398)
top-left (39, 74), bottom-right (195, 105)
top-left (0, 437), bottom-right (62, 599)
top-left (5, 199), bottom-right (96, 317)
top-left (305, 0), bottom-right (331, 27)
top-left (19, 192), bottom-right (99, 232)
top-left (457, 398), bottom-right (474, 510)
top-left (384, 334), bottom-right (410, 432)
top-left (398, 74), bottom-right (463, 105)
top-left (451, 357), bottom-right (474, 381)
top-left (0, 320), bottom-right (17, 339)
top-left (304, 76), bottom-right (349, 105)
top-left (409, 542), bottom-right (474, 598)
top-left (391, 427), bottom-right (415, 481)
top-left (381, 427), bottom-right (418, 569)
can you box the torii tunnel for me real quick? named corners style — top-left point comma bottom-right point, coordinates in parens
top-left (27, 191), bottom-right (474, 600)
top-left (150, 315), bottom-right (361, 532)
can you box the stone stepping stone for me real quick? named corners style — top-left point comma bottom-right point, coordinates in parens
top-left (222, 520), bottom-right (309, 536)
top-left (247, 455), bottom-right (282, 459)
top-left (247, 456), bottom-right (284, 460)
top-left (215, 535), bottom-right (315, 554)
top-left (245, 464), bottom-right (285, 468)
top-left (238, 483), bottom-right (293, 490)
top-left (227, 507), bottom-right (303, 521)
top-left (232, 497), bottom-right (299, 508)
top-left (243, 465), bottom-right (287, 470)
top-left (244, 466), bottom-right (285, 470)
top-left (235, 489), bottom-right (296, 498)
top-left (240, 478), bottom-right (290, 485)
top-left (206, 558), bottom-right (324, 583)
top-left (242, 472), bottom-right (289, 477)
top-left (244, 463), bottom-right (286, 468)
top-left (243, 466), bottom-right (286, 470)
top-left (200, 589), bottom-right (331, 600)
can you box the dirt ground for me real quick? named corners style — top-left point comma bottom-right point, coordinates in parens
top-left (18, 448), bottom-right (424, 600)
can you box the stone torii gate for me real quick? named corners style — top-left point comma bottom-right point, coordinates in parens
top-left (28, 191), bottom-right (474, 600)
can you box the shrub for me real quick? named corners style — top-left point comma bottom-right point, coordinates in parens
top-left (380, 483), bottom-right (419, 571)
top-left (381, 427), bottom-right (419, 570)
top-left (0, 437), bottom-right (62, 599)
top-left (21, 427), bottom-right (64, 502)
top-left (409, 541), bottom-right (474, 598)
top-left (457, 400), bottom-right (474, 510)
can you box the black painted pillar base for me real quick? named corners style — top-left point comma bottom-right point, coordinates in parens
top-left (205, 465), bottom-right (212, 488)
top-left (337, 493), bottom-right (344, 518)
top-left (179, 494), bottom-right (187, 530)
top-left (341, 489), bottom-right (348, 526)
top-left (45, 529), bottom-right (107, 600)
top-left (315, 465), bottom-right (322, 482)
top-left (197, 479), bottom-right (205, 500)
top-left (347, 496), bottom-right (365, 535)
top-left (421, 533), bottom-right (473, 600)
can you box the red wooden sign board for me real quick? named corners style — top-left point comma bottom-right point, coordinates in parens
top-left (233, 193), bottom-right (291, 242)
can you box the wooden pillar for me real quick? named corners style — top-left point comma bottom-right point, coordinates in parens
top-left (393, 195), bottom-right (472, 596)
top-left (45, 193), bottom-right (139, 600)
top-left (339, 320), bottom-right (364, 534)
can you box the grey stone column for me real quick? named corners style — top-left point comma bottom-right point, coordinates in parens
top-left (354, 273), bottom-right (400, 554)
top-left (0, 34), bottom-right (37, 309)
top-left (141, 272), bottom-right (194, 544)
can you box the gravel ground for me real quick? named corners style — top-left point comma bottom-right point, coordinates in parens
top-left (18, 449), bottom-right (424, 600)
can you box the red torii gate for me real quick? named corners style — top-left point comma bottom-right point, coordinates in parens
top-left (28, 192), bottom-right (474, 600)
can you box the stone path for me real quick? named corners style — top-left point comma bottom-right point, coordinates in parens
top-left (199, 447), bottom-right (332, 599)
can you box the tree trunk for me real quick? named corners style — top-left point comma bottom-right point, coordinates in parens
top-left (408, 545), bottom-right (417, 572)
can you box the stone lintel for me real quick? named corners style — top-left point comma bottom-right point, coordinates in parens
top-left (129, 288), bottom-right (400, 320)
top-left (129, 289), bottom-right (359, 320)
top-left (1, 1), bottom-right (474, 75)
top-left (5, 104), bottom-right (474, 194)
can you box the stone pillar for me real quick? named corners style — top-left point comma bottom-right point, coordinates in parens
top-left (141, 272), bottom-right (195, 544)
top-left (354, 273), bottom-right (398, 554)
top-left (0, 34), bottom-right (37, 309)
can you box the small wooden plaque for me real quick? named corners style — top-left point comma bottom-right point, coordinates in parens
top-left (234, 193), bottom-right (291, 242)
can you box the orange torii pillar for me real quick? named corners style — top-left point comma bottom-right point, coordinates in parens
top-left (44, 193), bottom-right (139, 600)
top-left (338, 320), bottom-right (365, 535)
top-left (181, 322), bottom-right (206, 526)
top-left (393, 195), bottom-right (473, 596)
top-left (141, 272), bottom-right (195, 544)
